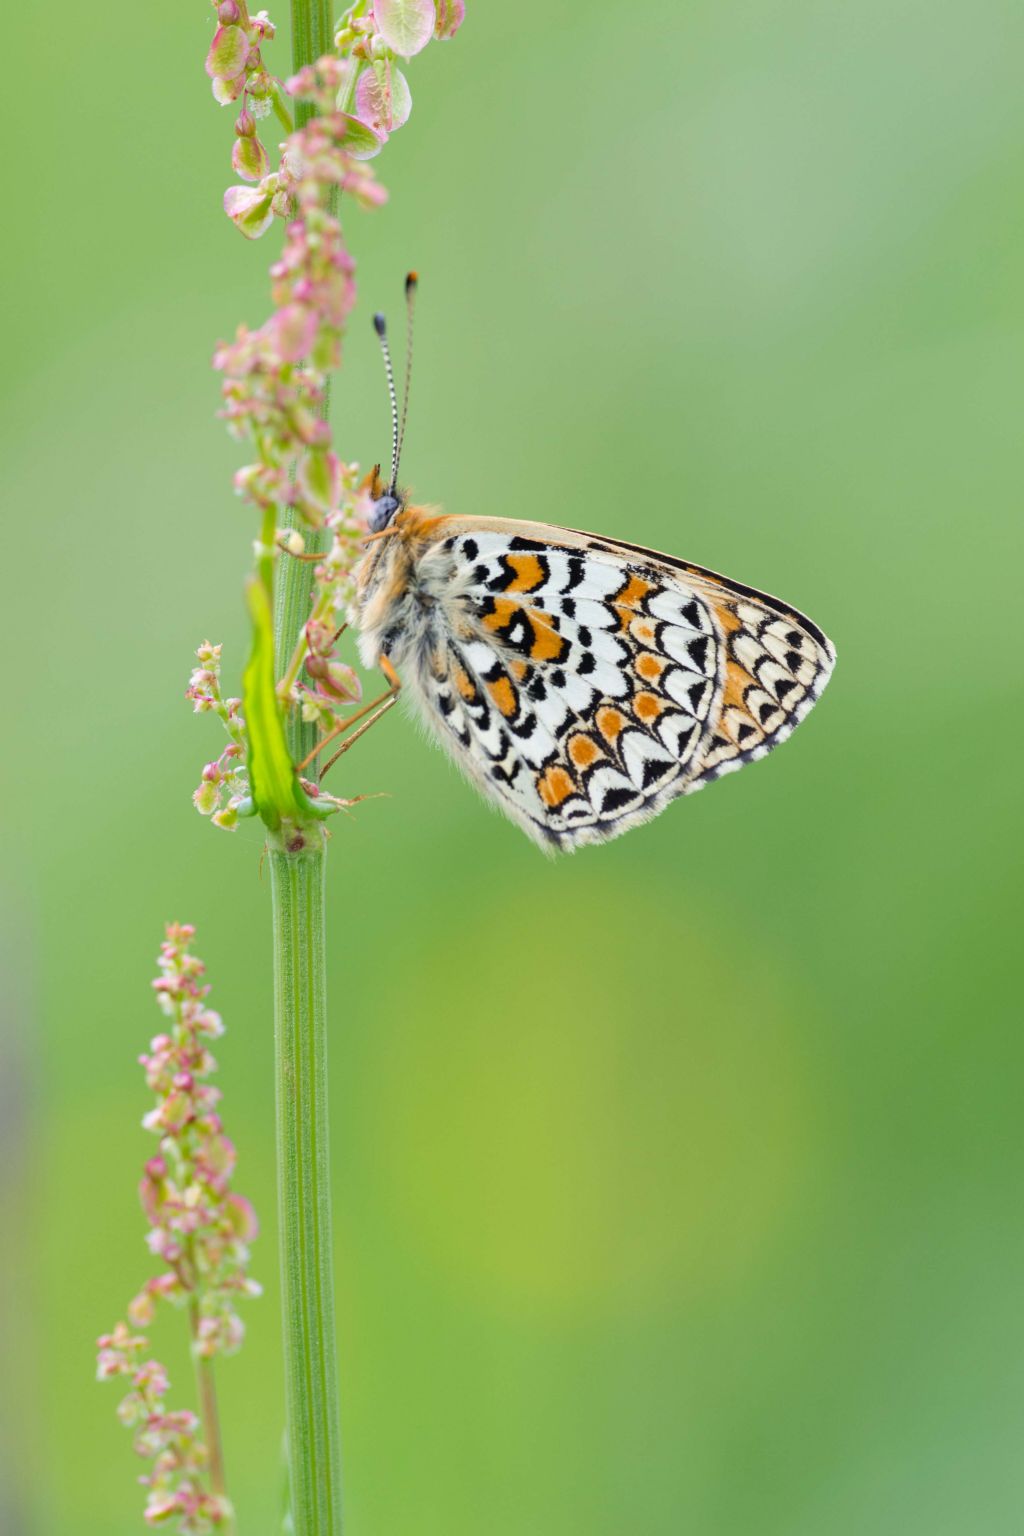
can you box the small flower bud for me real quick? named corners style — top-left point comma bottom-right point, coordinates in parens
top-left (271, 302), bottom-right (318, 363)
top-left (232, 132), bottom-right (269, 183)
top-left (128, 1290), bottom-right (156, 1327)
top-left (235, 107), bottom-right (256, 137)
top-left (144, 1492), bottom-right (180, 1523)
top-left (322, 661), bottom-right (362, 702)
top-left (194, 778), bottom-right (220, 815)
top-left (218, 0), bottom-right (240, 20)
top-left (247, 86), bottom-right (274, 119)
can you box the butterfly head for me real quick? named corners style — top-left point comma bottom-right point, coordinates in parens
top-left (367, 466), bottom-right (405, 532)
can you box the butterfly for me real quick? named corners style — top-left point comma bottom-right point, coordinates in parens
top-left (347, 278), bottom-right (835, 852)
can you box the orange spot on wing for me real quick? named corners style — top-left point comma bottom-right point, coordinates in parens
top-left (597, 707), bottom-right (626, 744)
top-left (453, 666), bottom-right (476, 701)
top-left (722, 658), bottom-right (754, 713)
top-left (530, 616), bottom-right (567, 662)
top-left (613, 574), bottom-right (654, 631)
top-left (538, 765), bottom-right (575, 808)
top-left (487, 675), bottom-right (517, 717)
top-left (506, 554), bottom-right (546, 592)
top-left (633, 691), bottom-right (664, 723)
top-left (482, 600), bottom-right (511, 633)
top-left (715, 659), bottom-right (760, 745)
top-left (636, 652), bottom-right (666, 682)
top-left (568, 734), bottom-right (602, 769)
top-left (509, 659), bottom-right (527, 682)
top-left (483, 598), bottom-right (569, 664)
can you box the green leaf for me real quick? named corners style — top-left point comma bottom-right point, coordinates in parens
top-left (243, 575), bottom-right (320, 828)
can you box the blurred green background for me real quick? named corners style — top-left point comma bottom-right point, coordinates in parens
top-left (3, 2), bottom-right (1023, 1532)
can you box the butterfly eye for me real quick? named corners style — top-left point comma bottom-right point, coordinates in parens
top-left (369, 493), bottom-right (401, 532)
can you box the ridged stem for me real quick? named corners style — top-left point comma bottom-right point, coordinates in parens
top-left (270, 16), bottom-right (343, 1532)
top-left (269, 831), bottom-right (342, 1536)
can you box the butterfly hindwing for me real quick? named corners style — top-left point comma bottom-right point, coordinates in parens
top-left (406, 526), bottom-right (719, 848)
top-left (357, 513), bottom-right (835, 850)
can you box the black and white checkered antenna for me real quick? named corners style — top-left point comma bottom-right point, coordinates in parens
top-left (372, 309), bottom-right (401, 492)
top-left (373, 274), bottom-right (419, 493)
top-left (394, 272), bottom-right (418, 480)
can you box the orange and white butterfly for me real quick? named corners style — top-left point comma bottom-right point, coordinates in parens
top-left (351, 281), bottom-right (835, 852)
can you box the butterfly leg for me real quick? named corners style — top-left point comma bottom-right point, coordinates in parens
top-left (295, 657), bottom-right (402, 777)
top-left (318, 694), bottom-right (399, 781)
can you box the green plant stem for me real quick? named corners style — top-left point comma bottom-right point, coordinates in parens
top-left (269, 831), bottom-right (342, 1536)
top-left (276, 0), bottom-right (337, 766)
top-left (267, 9), bottom-right (345, 1536)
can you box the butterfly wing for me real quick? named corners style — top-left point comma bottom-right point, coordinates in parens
top-left (574, 530), bottom-right (836, 792)
top-left (393, 516), bottom-right (834, 850)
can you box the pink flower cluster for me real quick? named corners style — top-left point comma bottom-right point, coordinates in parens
top-left (97, 1323), bottom-right (227, 1533)
top-left (215, 59), bottom-right (396, 530)
top-left (210, 12), bottom-right (466, 526)
top-left (97, 925), bottom-right (259, 1530)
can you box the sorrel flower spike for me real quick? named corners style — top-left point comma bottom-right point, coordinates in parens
top-left (97, 924), bottom-right (259, 1533)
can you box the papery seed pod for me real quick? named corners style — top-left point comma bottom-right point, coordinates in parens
top-left (212, 72), bottom-right (247, 104)
top-left (232, 132), bottom-right (270, 182)
top-left (372, 0), bottom-right (437, 58)
top-left (206, 24), bottom-right (250, 81)
top-left (355, 59), bottom-right (412, 138)
top-left (434, 0), bottom-right (465, 39)
top-left (223, 181), bottom-right (276, 239)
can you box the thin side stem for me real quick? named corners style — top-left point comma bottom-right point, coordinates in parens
top-left (189, 1298), bottom-right (230, 1512)
top-left (270, 833), bottom-right (342, 1536)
